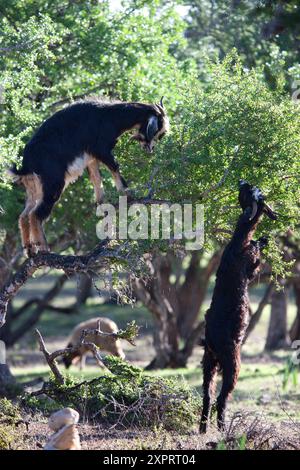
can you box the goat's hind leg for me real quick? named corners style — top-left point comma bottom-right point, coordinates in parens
top-left (19, 200), bottom-right (35, 257)
top-left (29, 178), bottom-right (64, 254)
top-left (200, 348), bottom-right (218, 434)
top-left (19, 176), bottom-right (40, 257)
top-left (217, 352), bottom-right (241, 431)
top-left (29, 208), bottom-right (49, 254)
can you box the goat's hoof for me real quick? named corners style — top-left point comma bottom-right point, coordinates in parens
top-left (217, 421), bottom-right (225, 432)
top-left (259, 236), bottom-right (268, 248)
top-left (23, 244), bottom-right (34, 258)
top-left (95, 196), bottom-right (105, 208)
top-left (123, 188), bottom-right (134, 201)
top-left (32, 242), bottom-right (50, 254)
top-left (199, 423), bottom-right (207, 434)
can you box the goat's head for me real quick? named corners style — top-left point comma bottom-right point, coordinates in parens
top-left (131, 97), bottom-right (169, 153)
top-left (238, 180), bottom-right (278, 221)
top-left (61, 343), bottom-right (77, 369)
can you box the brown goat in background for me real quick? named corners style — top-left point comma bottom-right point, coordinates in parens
top-left (200, 181), bottom-right (277, 433)
top-left (62, 317), bottom-right (125, 369)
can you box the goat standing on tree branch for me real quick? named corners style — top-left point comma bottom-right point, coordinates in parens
top-left (200, 180), bottom-right (278, 433)
top-left (9, 98), bottom-right (169, 257)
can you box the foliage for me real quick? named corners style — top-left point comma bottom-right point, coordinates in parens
top-left (0, 398), bottom-right (22, 449)
top-left (24, 357), bottom-right (201, 432)
top-left (0, 397), bottom-right (21, 423)
top-left (0, 2), bottom-right (298, 277)
top-left (115, 320), bottom-right (140, 345)
top-left (282, 356), bottom-right (299, 390)
top-left (146, 52), bottom-right (300, 275)
top-left (0, 0), bottom-right (299, 358)
top-left (0, 0), bottom-right (191, 253)
top-left (183, 0), bottom-right (300, 88)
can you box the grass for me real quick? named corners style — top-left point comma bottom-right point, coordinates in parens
top-left (12, 359), bottom-right (300, 422)
top-left (6, 272), bottom-right (300, 449)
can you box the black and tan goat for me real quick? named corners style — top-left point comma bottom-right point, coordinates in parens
top-left (9, 98), bottom-right (169, 256)
top-left (199, 181), bottom-right (277, 433)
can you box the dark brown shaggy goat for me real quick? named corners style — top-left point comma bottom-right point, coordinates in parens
top-left (199, 181), bottom-right (277, 433)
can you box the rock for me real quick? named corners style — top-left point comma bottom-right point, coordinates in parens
top-left (44, 408), bottom-right (81, 450)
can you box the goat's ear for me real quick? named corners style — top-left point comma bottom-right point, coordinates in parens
top-left (146, 115), bottom-right (158, 141)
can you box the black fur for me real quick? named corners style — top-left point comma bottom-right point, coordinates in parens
top-left (199, 182), bottom-right (277, 433)
top-left (11, 99), bottom-right (167, 222)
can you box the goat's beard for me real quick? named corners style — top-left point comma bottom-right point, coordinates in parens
top-left (141, 141), bottom-right (154, 153)
top-left (131, 134), bottom-right (154, 153)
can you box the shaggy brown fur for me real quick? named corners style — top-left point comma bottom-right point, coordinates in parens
top-left (200, 181), bottom-right (277, 433)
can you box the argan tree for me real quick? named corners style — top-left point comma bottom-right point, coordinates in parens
top-left (0, 1), bottom-right (300, 389)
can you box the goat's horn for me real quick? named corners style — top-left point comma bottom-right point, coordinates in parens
top-left (249, 201), bottom-right (258, 221)
top-left (160, 96), bottom-right (164, 108)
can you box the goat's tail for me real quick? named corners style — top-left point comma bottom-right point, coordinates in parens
top-left (6, 164), bottom-right (29, 183)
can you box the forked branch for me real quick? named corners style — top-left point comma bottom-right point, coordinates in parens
top-left (35, 320), bottom-right (139, 384)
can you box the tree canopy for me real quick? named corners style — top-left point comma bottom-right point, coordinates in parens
top-left (0, 0), bottom-right (299, 280)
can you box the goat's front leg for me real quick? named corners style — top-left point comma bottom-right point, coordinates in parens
top-left (101, 152), bottom-right (131, 196)
top-left (79, 354), bottom-right (86, 370)
top-left (258, 236), bottom-right (268, 250)
top-left (87, 159), bottom-right (104, 205)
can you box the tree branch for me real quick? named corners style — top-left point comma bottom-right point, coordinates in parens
top-left (200, 147), bottom-right (240, 199)
top-left (35, 329), bottom-right (66, 384)
top-left (243, 282), bottom-right (274, 343)
top-left (0, 239), bottom-right (122, 328)
top-left (35, 320), bottom-right (139, 384)
top-left (12, 274), bottom-right (69, 321)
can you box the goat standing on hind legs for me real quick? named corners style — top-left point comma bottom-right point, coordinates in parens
top-left (9, 98), bottom-right (169, 257)
top-left (199, 180), bottom-right (277, 434)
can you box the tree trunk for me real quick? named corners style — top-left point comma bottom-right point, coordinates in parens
top-left (75, 273), bottom-right (93, 306)
top-left (135, 256), bottom-right (181, 370)
top-left (0, 364), bottom-right (15, 397)
top-left (265, 281), bottom-right (290, 351)
top-left (134, 251), bottom-right (219, 369)
top-left (0, 256), bottom-right (15, 396)
top-left (244, 282), bottom-right (274, 343)
top-left (177, 251), bottom-right (220, 339)
top-left (290, 279), bottom-right (300, 341)
top-left (0, 274), bottom-right (68, 346)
